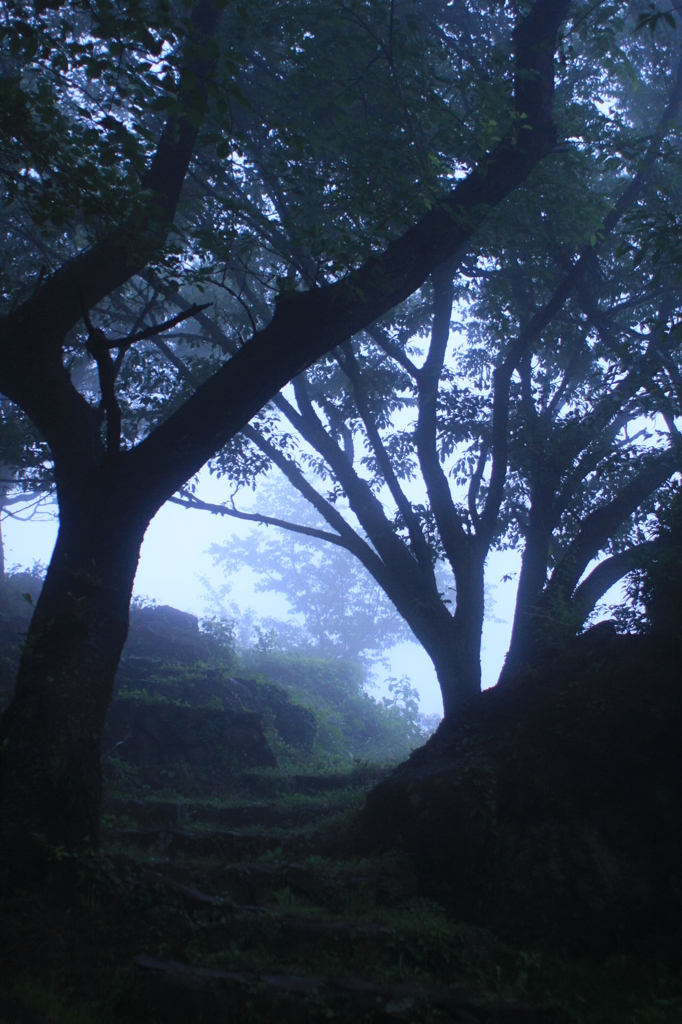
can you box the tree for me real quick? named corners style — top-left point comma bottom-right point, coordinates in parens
top-left (0, 0), bottom-right (573, 872)
top-left (202, 480), bottom-right (413, 668)
top-left (497, 273), bottom-right (682, 676)
top-left (174, 10), bottom-right (682, 706)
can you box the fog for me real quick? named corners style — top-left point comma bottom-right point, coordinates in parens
top-left (0, 464), bottom-right (545, 718)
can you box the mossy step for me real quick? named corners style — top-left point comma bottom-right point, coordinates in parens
top-left (116, 827), bottom-right (311, 861)
top-left (125, 870), bottom-right (502, 980)
top-left (133, 954), bottom-right (561, 1023)
top-left (236, 766), bottom-right (390, 798)
top-left (104, 797), bottom-right (338, 830)
top-left (184, 803), bottom-right (324, 828)
top-left (104, 798), bottom-right (181, 828)
top-left (214, 859), bottom-right (417, 908)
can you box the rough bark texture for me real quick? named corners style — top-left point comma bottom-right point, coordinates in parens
top-left (0, 487), bottom-right (145, 878)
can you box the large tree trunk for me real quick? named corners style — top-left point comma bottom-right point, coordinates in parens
top-left (401, 558), bottom-right (485, 718)
top-left (430, 616), bottom-right (483, 718)
top-left (0, 482), bottom-right (146, 880)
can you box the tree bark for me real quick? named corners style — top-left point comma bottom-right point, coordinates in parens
top-left (385, 556), bottom-right (486, 718)
top-left (438, 554), bottom-right (486, 715)
top-left (499, 498), bottom-right (554, 681)
top-left (0, 476), bottom-right (145, 880)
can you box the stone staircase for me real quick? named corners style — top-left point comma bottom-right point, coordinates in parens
top-left (101, 771), bottom-right (566, 1023)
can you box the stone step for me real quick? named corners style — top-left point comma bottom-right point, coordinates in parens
top-left (235, 766), bottom-right (389, 798)
top-left (214, 860), bottom-right (417, 908)
top-left (212, 860), bottom-right (319, 905)
top-left (186, 803), bottom-right (322, 828)
top-left (125, 853), bottom-right (415, 917)
top-left (104, 798), bottom-right (180, 828)
top-left (105, 796), bottom-right (332, 830)
top-left (116, 827), bottom-right (310, 861)
top-left (292, 772), bottom-right (369, 794)
top-left (133, 954), bottom-right (563, 1023)
top-left (141, 877), bottom-right (400, 942)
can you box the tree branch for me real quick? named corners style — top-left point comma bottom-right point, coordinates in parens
top-left (338, 341), bottom-right (432, 567)
top-left (482, 52), bottom-right (682, 538)
top-left (101, 304), bottom-right (212, 351)
top-left (0, 0), bottom-right (223, 468)
top-left (569, 541), bottom-right (658, 622)
top-left (414, 266), bottom-right (470, 568)
top-left (81, 303), bottom-right (121, 455)
top-left (546, 448), bottom-right (681, 604)
top-left (169, 491), bottom-right (349, 548)
top-left (279, 375), bottom-right (429, 578)
top-left (2, 1), bottom-right (222, 352)
top-left (239, 423), bottom-right (389, 585)
top-left (122, 0), bottom-right (573, 510)
top-left (467, 443), bottom-right (489, 528)
top-left (366, 325), bottom-right (421, 380)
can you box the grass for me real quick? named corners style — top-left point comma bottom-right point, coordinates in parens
top-left (2, 769), bottom-right (682, 1024)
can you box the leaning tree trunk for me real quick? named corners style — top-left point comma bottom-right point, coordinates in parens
top-left (0, 481), bottom-right (146, 882)
top-left (498, 507), bottom-right (553, 683)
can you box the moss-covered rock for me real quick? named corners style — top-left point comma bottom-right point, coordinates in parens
top-left (105, 697), bottom-right (276, 771)
top-left (123, 605), bottom-right (229, 666)
top-left (104, 607), bottom-right (317, 780)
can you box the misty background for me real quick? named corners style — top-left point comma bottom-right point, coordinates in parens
top-left (1, 470), bottom-right (621, 718)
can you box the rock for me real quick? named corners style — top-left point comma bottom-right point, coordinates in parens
top-left (222, 676), bottom-right (317, 750)
top-left (105, 608), bottom-right (318, 778)
top-left (105, 674), bottom-right (316, 776)
top-left (360, 633), bottom-right (682, 952)
top-left (124, 605), bottom-right (216, 665)
top-left (104, 698), bottom-right (276, 771)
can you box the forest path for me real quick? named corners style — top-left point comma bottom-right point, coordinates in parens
top-left (101, 769), bottom-right (559, 1023)
top-left (2, 763), bottom-right (679, 1023)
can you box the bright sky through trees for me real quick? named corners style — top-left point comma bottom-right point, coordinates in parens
top-left (4, 482), bottom-right (621, 717)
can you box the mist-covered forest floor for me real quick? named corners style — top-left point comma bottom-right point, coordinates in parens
top-left (1, 587), bottom-right (682, 1023)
